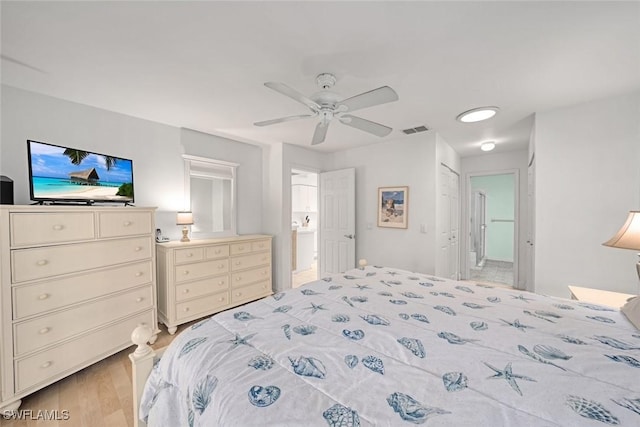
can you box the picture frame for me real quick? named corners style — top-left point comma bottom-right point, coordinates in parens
top-left (377, 186), bottom-right (408, 228)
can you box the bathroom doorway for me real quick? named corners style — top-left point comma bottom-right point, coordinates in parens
top-left (467, 172), bottom-right (518, 287)
top-left (291, 169), bottom-right (319, 288)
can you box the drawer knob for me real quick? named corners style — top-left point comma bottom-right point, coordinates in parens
top-left (52, 224), bottom-right (64, 231)
top-left (218, 297), bottom-right (224, 302)
top-left (136, 297), bottom-right (144, 303)
top-left (238, 246), bottom-right (245, 251)
top-left (218, 264), bottom-right (224, 269)
top-left (135, 272), bottom-right (144, 277)
top-left (262, 284), bottom-right (267, 289)
top-left (184, 307), bottom-right (190, 312)
top-left (262, 271), bottom-right (267, 275)
top-left (183, 270), bottom-right (190, 275)
top-left (236, 292), bottom-right (242, 297)
top-left (39, 327), bottom-right (50, 334)
top-left (134, 246), bottom-right (143, 252)
top-left (36, 259), bottom-right (48, 266)
top-left (218, 281), bottom-right (224, 286)
top-left (183, 289), bottom-right (190, 294)
top-left (41, 361), bottom-right (52, 369)
top-left (123, 221), bottom-right (132, 226)
top-left (38, 293), bottom-right (50, 300)
top-left (215, 249), bottom-right (221, 254)
top-left (235, 261), bottom-right (241, 266)
top-left (236, 277), bottom-right (241, 281)
top-left (187, 253), bottom-right (193, 257)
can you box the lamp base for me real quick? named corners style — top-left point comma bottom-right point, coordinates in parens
top-left (180, 226), bottom-right (190, 242)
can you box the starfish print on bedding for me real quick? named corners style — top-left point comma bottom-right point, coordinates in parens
top-left (304, 302), bottom-right (328, 314)
top-left (226, 333), bottom-right (257, 349)
top-left (483, 362), bottom-right (536, 396)
top-left (355, 284), bottom-right (371, 291)
top-left (499, 318), bottom-right (534, 332)
top-left (510, 294), bottom-right (534, 303)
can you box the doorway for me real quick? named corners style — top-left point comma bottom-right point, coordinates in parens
top-left (467, 172), bottom-right (518, 287)
top-left (291, 169), bottom-right (318, 288)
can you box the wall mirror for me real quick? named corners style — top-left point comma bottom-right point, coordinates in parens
top-left (183, 154), bottom-right (238, 238)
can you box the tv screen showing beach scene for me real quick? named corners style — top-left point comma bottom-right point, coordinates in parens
top-left (27, 140), bottom-right (134, 203)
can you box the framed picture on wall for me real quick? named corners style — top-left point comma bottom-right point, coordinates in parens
top-left (377, 186), bottom-right (408, 228)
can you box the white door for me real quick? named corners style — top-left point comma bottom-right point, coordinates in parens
top-left (449, 171), bottom-right (460, 280)
top-left (319, 168), bottom-right (355, 275)
top-left (437, 166), bottom-right (451, 277)
top-left (437, 164), bottom-right (460, 279)
top-left (526, 159), bottom-right (535, 291)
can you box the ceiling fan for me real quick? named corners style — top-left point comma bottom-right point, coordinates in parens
top-left (254, 73), bottom-right (399, 145)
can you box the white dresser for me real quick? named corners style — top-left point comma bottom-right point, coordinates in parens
top-left (156, 235), bottom-right (272, 334)
top-left (0, 205), bottom-right (157, 412)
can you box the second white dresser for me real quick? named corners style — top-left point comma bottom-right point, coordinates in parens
top-left (156, 235), bottom-right (272, 334)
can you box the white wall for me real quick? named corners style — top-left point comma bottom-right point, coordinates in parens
top-left (534, 91), bottom-right (640, 297)
top-left (0, 85), bottom-right (264, 240)
top-left (331, 134), bottom-right (443, 274)
top-left (461, 150), bottom-right (529, 288)
top-left (180, 128), bottom-right (264, 236)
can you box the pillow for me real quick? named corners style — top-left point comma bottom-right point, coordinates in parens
top-left (621, 296), bottom-right (640, 330)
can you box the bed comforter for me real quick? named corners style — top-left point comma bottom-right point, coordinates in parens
top-left (140, 266), bottom-right (640, 426)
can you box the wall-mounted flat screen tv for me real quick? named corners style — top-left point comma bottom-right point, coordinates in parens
top-left (27, 140), bottom-right (134, 205)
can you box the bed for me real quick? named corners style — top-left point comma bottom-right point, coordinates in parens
top-left (130, 266), bottom-right (640, 426)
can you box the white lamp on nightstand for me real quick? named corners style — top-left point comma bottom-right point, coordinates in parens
top-left (176, 211), bottom-right (194, 242)
top-left (603, 210), bottom-right (640, 293)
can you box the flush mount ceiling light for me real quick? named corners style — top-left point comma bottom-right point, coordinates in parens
top-left (456, 106), bottom-right (499, 123)
top-left (480, 141), bottom-right (496, 152)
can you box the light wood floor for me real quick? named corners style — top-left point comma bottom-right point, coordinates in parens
top-left (2, 322), bottom-right (194, 427)
top-left (292, 260), bottom-right (317, 288)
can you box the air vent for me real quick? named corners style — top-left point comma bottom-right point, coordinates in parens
top-left (402, 125), bottom-right (430, 135)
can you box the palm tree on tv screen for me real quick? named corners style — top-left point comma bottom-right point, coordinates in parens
top-left (63, 149), bottom-right (117, 171)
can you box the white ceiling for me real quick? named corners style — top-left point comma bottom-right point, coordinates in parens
top-left (2, 1), bottom-right (639, 156)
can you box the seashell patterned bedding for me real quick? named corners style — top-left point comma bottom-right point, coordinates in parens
top-left (139, 266), bottom-right (640, 426)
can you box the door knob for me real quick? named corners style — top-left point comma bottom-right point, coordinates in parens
top-left (344, 234), bottom-right (355, 239)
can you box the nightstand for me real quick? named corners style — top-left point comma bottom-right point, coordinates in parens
top-left (568, 285), bottom-right (635, 309)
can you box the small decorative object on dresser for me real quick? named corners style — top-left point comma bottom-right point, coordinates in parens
top-left (0, 205), bottom-right (158, 413)
top-left (155, 235), bottom-right (272, 334)
top-left (176, 211), bottom-right (194, 242)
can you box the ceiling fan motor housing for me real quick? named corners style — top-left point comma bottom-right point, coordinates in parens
top-left (316, 73), bottom-right (337, 89)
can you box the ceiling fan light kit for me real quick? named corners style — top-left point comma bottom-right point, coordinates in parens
top-left (456, 106), bottom-right (500, 123)
top-left (254, 72), bottom-right (399, 145)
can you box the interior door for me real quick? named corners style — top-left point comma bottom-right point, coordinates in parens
top-left (437, 165), bottom-right (451, 277)
top-left (319, 168), bottom-right (355, 275)
top-left (449, 171), bottom-right (460, 280)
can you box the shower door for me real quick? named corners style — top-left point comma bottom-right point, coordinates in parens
top-left (471, 190), bottom-right (487, 267)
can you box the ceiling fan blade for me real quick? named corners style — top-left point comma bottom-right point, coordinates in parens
top-left (338, 86), bottom-right (399, 113)
top-left (340, 114), bottom-right (392, 137)
top-left (254, 114), bottom-right (315, 127)
top-left (311, 122), bottom-right (329, 145)
top-left (265, 82), bottom-right (320, 111)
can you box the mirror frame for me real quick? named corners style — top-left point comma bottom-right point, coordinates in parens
top-left (183, 154), bottom-right (239, 238)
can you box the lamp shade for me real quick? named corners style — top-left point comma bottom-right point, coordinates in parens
top-left (603, 211), bottom-right (640, 250)
top-left (176, 211), bottom-right (194, 225)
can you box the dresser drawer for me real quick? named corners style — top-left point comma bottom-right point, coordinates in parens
top-left (97, 211), bottom-right (153, 238)
top-left (231, 266), bottom-right (271, 288)
top-left (174, 259), bottom-right (229, 284)
top-left (14, 285), bottom-right (153, 356)
top-left (11, 236), bottom-right (152, 283)
top-left (231, 280), bottom-right (271, 304)
top-left (251, 239), bottom-right (270, 252)
top-left (176, 291), bottom-right (229, 321)
top-left (230, 242), bottom-right (252, 255)
top-left (175, 274), bottom-right (228, 302)
top-left (231, 252), bottom-right (271, 272)
top-left (15, 310), bottom-right (154, 393)
top-left (12, 260), bottom-right (153, 319)
top-left (205, 244), bottom-right (230, 259)
top-left (10, 212), bottom-right (95, 247)
top-left (175, 247), bottom-right (204, 264)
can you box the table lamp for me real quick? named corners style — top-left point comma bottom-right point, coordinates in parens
top-left (176, 211), bottom-right (194, 242)
top-left (603, 210), bottom-right (640, 292)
